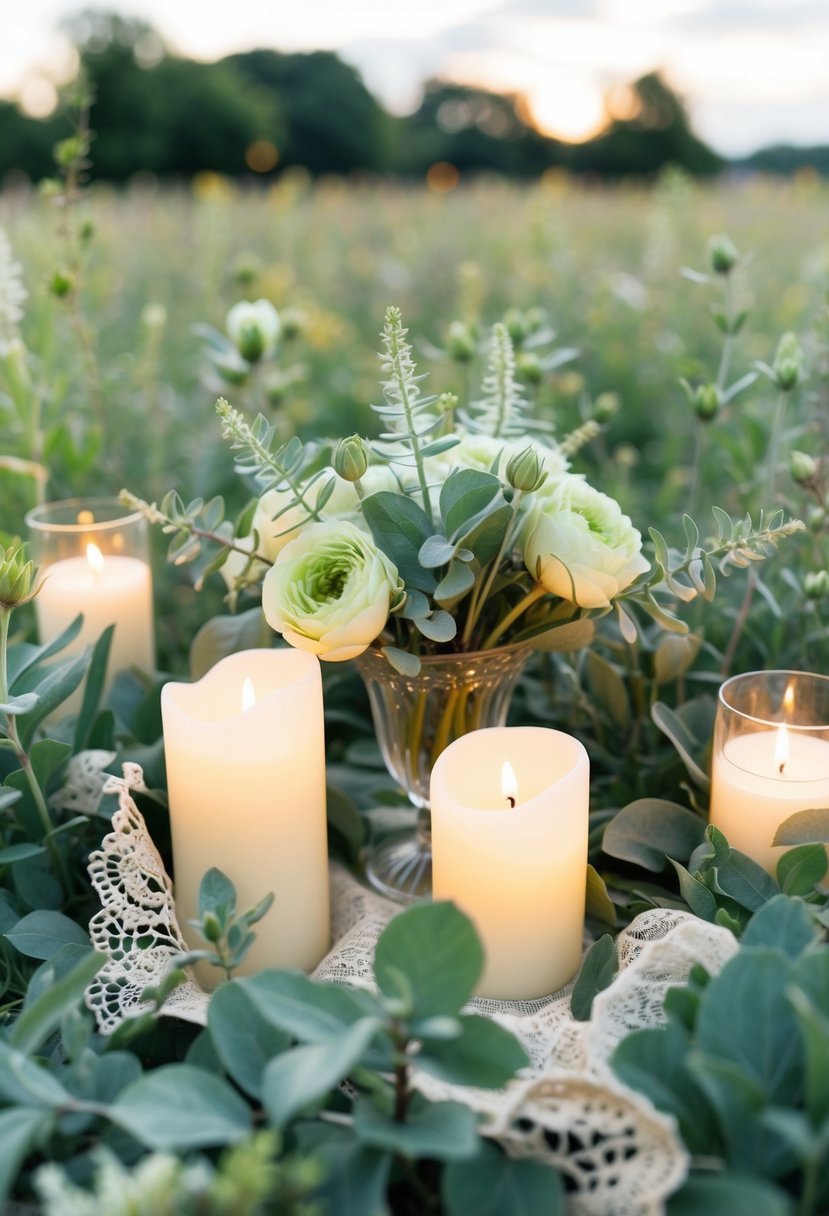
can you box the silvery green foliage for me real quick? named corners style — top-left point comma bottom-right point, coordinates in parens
top-left (0, 226), bottom-right (26, 356)
top-left (460, 321), bottom-right (527, 439)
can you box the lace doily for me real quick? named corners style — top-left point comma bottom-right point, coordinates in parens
top-left (82, 762), bottom-right (740, 1214)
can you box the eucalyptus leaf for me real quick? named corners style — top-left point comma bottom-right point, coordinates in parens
top-left (0, 842), bottom-right (45, 865)
top-left (110, 1064), bottom-right (252, 1149)
top-left (741, 894), bottom-right (818, 955)
top-left (6, 615), bottom-right (83, 686)
top-left (786, 987), bottom-right (829, 1129)
top-left (0, 1108), bottom-right (54, 1209)
top-left (668, 859), bottom-right (718, 921)
top-left (570, 934), bottom-right (617, 1022)
top-left (776, 845), bottom-right (827, 896)
top-left (440, 469), bottom-right (501, 539)
top-left (5, 909), bottom-right (89, 959)
top-left (295, 1122), bottom-right (391, 1216)
top-left (0, 692), bottom-right (39, 715)
top-left (198, 867), bottom-right (237, 919)
top-left (585, 651), bottom-right (629, 729)
top-left (772, 807), bottom-right (829, 846)
top-left (353, 1094), bottom-right (479, 1161)
top-left (585, 864), bottom-right (617, 928)
top-left (434, 560), bottom-right (476, 605)
top-left (72, 624), bottom-right (114, 751)
top-left (374, 902), bottom-right (484, 1019)
top-left (0, 1039), bottom-right (71, 1107)
top-left (189, 608), bottom-right (269, 681)
top-left (415, 610), bottom-right (457, 643)
top-left (602, 799), bottom-right (706, 871)
top-left (416, 1014), bottom-right (528, 1088)
top-left (419, 535), bottom-right (457, 568)
top-left (361, 491), bottom-right (437, 594)
top-left (239, 970), bottom-right (375, 1043)
top-left (651, 700), bottom-right (713, 791)
top-left (11, 949), bottom-right (105, 1054)
top-left (667, 1172), bottom-right (794, 1216)
top-left (704, 848), bottom-right (779, 911)
top-left (381, 646), bottom-right (421, 677)
top-left (443, 1142), bottom-right (565, 1216)
top-left (262, 1017), bottom-right (381, 1128)
top-left (207, 982), bottom-right (291, 1099)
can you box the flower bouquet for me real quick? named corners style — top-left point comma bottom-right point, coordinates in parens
top-left (126, 304), bottom-right (800, 898)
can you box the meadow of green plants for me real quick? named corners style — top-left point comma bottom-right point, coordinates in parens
top-left (1, 168), bottom-right (829, 1214)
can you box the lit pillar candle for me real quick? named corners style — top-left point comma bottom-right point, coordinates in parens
top-left (26, 498), bottom-right (155, 717)
top-left (161, 648), bottom-right (330, 981)
top-left (431, 726), bottom-right (589, 1000)
top-left (710, 671), bottom-right (829, 873)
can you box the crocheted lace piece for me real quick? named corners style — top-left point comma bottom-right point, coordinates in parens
top-left (84, 763), bottom-right (742, 1213)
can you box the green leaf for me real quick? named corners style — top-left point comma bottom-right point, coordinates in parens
top-left (570, 934), bottom-right (617, 1021)
top-left (706, 848), bottom-right (779, 911)
top-left (440, 469), bottom-right (501, 539)
top-left (262, 1017), bottom-right (381, 1128)
top-left (773, 807), bottom-right (829, 846)
top-left (521, 618), bottom-right (596, 652)
top-left (603, 799), bottom-right (706, 871)
top-left (199, 867), bottom-right (237, 919)
top-left (353, 1094), bottom-right (479, 1161)
top-left (458, 502), bottom-right (513, 566)
top-left (72, 624), bottom-right (114, 751)
top-left (0, 842), bottom-right (45, 865)
top-left (668, 859), bottom-right (718, 922)
top-left (0, 692), bottom-right (39, 715)
top-left (419, 535), bottom-right (456, 568)
top-left (16, 651), bottom-right (90, 748)
top-left (362, 491), bottom-right (437, 594)
top-left (0, 1108), bottom-right (54, 1210)
top-left (110, 1064), bottom-right (252, 1149)
top-left (5, 910), bottom-right (89, 959)
top-left (374, 902), bottom-right (484, 1019)
top-left (741, 894), bottom-right (817, 956)
top-left (207, 982), bottom-right (291, 1099)
top-left (0, 1040), bottom-right (71, 1106)
top-left (787, 987), bottom-right (829, 1128)
top-left (613, 1023), bottom-right (718, 1155)
top-left (381, 645), bottom-right (421, 676)
top-left (10, 949), bottom-right (105, 1054)
top-left (417, 1014), bottom-right (528, 1088)
top-left (295, 1122), bottom-right (391, 1216)
top-left (585, 864), bottom-right (617, 928)
top-left (667, 1171), bottom-right (794, 1216)
top-left (415, 610), bottom-right (457, 643)
top-left (777, 844), bottom-right (828, 894)
top-left (239, 970), bottom-right (374, 1043)
top-left (189, 607), bottom-right (269, 681)
top-left (326, 783), bottom-right (365, 865)
top-left (585, 651), bottom-right (629, 730)
top-left (443, 1141), bottom-right (565, 1216)
top-left (434, 560), bottom-right (476, 606)
top-left (651, 700), bottom-right (712, 791)
top-left (688, 1052), bottom-right (792, 1175)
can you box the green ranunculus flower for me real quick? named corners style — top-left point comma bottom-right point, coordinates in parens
top-left (523, 475), bottom-right (649, 608)
top-left (262, 520), bottom-right (402, 662)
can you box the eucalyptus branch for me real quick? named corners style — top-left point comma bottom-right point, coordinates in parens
top-left (217, 398), bottom-right (326, 522)
top-left (119, 488), bottom-right (271, 568)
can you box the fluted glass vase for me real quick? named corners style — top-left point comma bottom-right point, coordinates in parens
top-left (354, 644), bottom-right (532, 902)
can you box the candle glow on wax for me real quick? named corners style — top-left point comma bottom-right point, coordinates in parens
top-left (241, 677), bottom-right (256, 713)
top-left (86, 542), bottom-right (104, 573)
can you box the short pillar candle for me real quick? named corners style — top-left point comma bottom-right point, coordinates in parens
top-left (430, 725), bottom-right (589, 1001)
top-left (709, 669), bottom-right (829, 873)
top-left (161, 648), bottom-right (330, 981)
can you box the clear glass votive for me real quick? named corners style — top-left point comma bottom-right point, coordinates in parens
top-left (26, 497), bottom-right (156, 715)
top-left (709, 670), bottom-right (829, 873)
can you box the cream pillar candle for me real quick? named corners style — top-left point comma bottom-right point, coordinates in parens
top-left (26, 497), bottom-right (155, 717)
top-left (710, 669), bottom-right (829, 873)
top-left (161, 648), bottom-right (330, 981)
top-left (431, 725), bottom-right (589, 1001)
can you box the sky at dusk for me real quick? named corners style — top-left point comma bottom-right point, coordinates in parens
top-left (2, 0), bottom-right (827, 156)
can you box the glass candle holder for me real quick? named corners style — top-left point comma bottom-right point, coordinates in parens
top-left (26, 497), bottom-right (156, 716)
top-left (709, 669), bottom-right (829, 873)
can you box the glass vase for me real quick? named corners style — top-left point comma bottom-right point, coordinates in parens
top-left (354, 643), bottom-right (532, 902)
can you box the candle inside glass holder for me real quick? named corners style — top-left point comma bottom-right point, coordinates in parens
top-left (26, 497), bottom-right (155, 716)
top-left (709, 670), bottom-right (829, 873)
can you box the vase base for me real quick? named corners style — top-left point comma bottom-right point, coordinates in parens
top-left (364, 831), bottom-right (432, 904)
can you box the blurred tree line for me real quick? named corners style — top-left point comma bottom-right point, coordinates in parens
top-left (0, 9), bottom-right (727, 184)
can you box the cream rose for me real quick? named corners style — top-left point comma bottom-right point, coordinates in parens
top-left (523, 475), bottom-right (649, 608)
top-left (262, 520), bottom-right (402, 662)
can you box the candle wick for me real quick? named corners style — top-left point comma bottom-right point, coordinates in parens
top-left (779, 761), bottom-right (785, 776)
top-left (506, 796), bottom-right (516, 809)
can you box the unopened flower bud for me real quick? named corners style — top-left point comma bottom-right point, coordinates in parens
top-left (804, 570), bottom-right (829, 600)
top-left (506, 444), bottom-right (546, 493)
top-left (502, 307), bottom-right (527, 345)
top-left (0, 546), bottom-right (37, 609)
top-left (708, 233), bottom-right (738, 275)
top-left (516, 351), bottom-right (543, 385)
top-left (334, 434), bottom-right (370, 482)
top-left (226, 299), bottom-right (280, 364)
top-left (446, 320), bottom-right (475, 363)
top-left (694, 382), bottom-right (721, 421)
top-left (48, 269), bottom-right (74, 298)
top-left (201, 912), bottom-right (222, 943)
top-left (279, 307), bottom-right (305, 340)
top-left (807, 505), bottom-right (825, 532)
top-left (790, 450), bottom-right (818, 485)
top-left (593, 391), bottom-right (620, 422)
top-left (231, 250), bottom-right (261, 287)
top-left (772, 332), bottom-right (804, 392)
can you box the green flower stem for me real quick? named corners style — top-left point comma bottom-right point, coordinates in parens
top-left (481, 584), bottom-right (546, 649)
top-left (0, 608), bottom-right (55, 843)
top-left (765, 388), bottom-right (788, 503)
top-left (461, 489), bottom-right (524, 648)
top-left (715, 271), bottom-right (736, 390)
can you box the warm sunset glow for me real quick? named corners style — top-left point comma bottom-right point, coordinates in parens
top-left (86, 543), bottom-right (104, 573)
top-left (501, 760), bottom-right (519, 808)
top-left (527, 81), bottom-right (606, 143)
top-left (241, 677), bottom-right (256, 713)
top-left (245, 140), bottom-right (279, 172)
top-left (426, 161), bottom-right (460, 193)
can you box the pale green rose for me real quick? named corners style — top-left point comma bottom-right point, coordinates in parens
top-left (524, 475), bottom-right (649, 608)
top-left (262, 520), bottom-right (401, 662)
top-left (225, 299), bottom-right (280, 362)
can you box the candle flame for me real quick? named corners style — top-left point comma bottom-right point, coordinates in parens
top-left (783, 681), bottom-right (795, 716)
top-left (86, 542), bottom-right (104, 573)
top-left (501, 760), bottom-right (518, 809)
top-left (775, 723), bottom-right (790, 776)
top-left (241, 678), bottom-right (256, 713)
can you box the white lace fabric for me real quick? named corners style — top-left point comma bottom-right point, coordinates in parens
top-left (84, 762), bottom-right (738, 1214)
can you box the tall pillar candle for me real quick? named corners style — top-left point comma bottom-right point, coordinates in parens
top-left (26, 497), bottom-right (155, 717)
top-left (709, 670), bottom-right (829, 873)
top-left (161, 648), bottom-right (330, 980)
top-left (431, 725), bottom-right (589, 1000)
